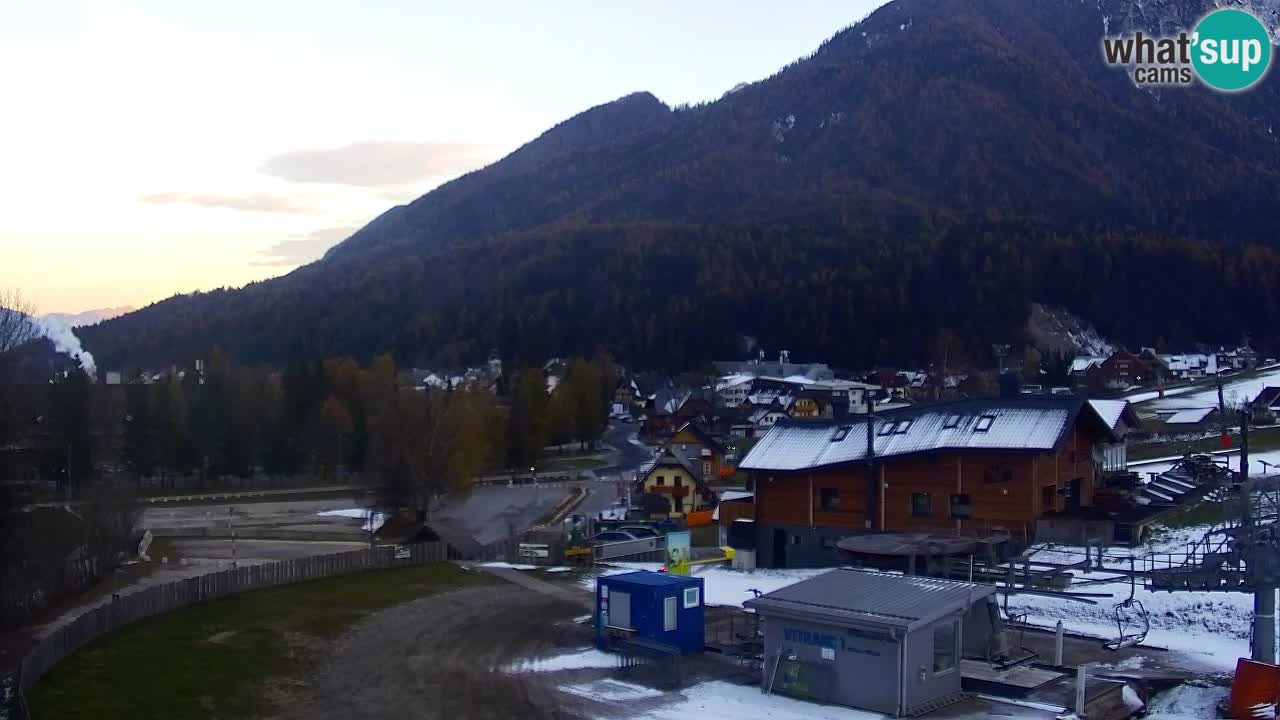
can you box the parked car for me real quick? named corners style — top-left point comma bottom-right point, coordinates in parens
top-left (588, 530), bottom-right (641, 545)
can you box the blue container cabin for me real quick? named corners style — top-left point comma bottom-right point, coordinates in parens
top-left (595, 571), bottom-right (705, 654)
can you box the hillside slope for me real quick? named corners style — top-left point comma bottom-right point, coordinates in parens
top-left (81, 0), bottom-right (1280, 370)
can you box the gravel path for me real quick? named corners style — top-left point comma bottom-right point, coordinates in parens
top-left (287, 585), bottom-right (592, 720)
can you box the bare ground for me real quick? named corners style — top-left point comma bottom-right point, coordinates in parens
top-left (283, 585), bottom-right (592, 720)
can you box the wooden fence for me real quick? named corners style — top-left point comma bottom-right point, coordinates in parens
top-left (5, 542), bottom-right (446, 720)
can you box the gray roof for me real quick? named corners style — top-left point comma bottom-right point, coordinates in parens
top-left (739, 397), bottom-right (1114, 472)
top-left (1087, 399), bottom-right (1129, 432)
top-left (744, 569), bottom-right (996, 632)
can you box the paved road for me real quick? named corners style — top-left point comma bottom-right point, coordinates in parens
top-left (433, 484), bottom-right (570, 544)
top-left (568, 423), bottom-right (658, 520)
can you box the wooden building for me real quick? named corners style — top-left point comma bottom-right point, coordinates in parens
top-left (738, 397), bottom-right (1120, 567)
top-left (633, 447), bottom-right (716, 518)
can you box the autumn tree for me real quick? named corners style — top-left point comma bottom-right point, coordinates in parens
top-left (1022, 346), bottom-right (1043, 384)
top-left (566, 358), bottom-right (606, 450)
top-left (122, 383), bottom-right (155, 482)
top-left (42, 369), bottom-right (93, 497)
top-left (320, 394), bottom-right (354, 483)
top-left (506, 368), bottom-right (548, 468)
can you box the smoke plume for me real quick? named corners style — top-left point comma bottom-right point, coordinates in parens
top-left (39, 316), bottom-right (97, 378)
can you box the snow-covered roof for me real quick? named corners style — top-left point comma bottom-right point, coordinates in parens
top-left (717, 490), bottom-right (753, 502)
top-left (1162, 354), bottom-right (1210, 372)
top-left (715, 373), bottom-right (755, 391)
top-left (1071, 356), bottom-right (1105, 373)
top-left (1165, 407), bottom-right (1217, 425)
top-left (740, 398), bottom-right (1111, 472)
top-left (1087, 399), bottom-right (1130, 431)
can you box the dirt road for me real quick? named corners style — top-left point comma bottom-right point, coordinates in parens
top-left (288, 585), bottom-right (591, 720)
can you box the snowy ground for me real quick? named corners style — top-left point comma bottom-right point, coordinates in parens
top-left (1138, 366), bottom-right (1280, 413)
top-left (315, 508), bottom-right (386, 532)
top-left (620, 680), bottom-right (883, 720)
top-left (1009, 526), bottom-right (1264, 673)
top-left (507, 648), bottom-right (618, 673)
top-left (1141, 682), bottom-right (1230, 719)
top-left (580, 562), bottom-right (831, 607)
top-left (1129, 448), bottom-right (1280, 479)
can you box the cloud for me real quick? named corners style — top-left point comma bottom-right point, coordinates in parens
top-left (261, 141), bottom-right (498, 187)
top-left (253, 226), bottom-right (357, 266)
top-left (141, 191), bottom-right (320, 214)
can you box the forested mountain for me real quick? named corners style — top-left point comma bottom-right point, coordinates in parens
top-left (81, 0), bottom-right (1280, 371)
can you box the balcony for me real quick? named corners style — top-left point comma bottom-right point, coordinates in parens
top-left (650, 485), bottom-right (690, 498)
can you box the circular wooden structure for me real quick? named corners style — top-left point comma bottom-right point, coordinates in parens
top-left (836, 533), bottom-right (979, 558)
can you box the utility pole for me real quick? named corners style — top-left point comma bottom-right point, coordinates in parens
top-left (1243, 410), bottom-right (1276, 664)
top-left (992, 344), bottom-right (1011, 375)
top-left (65, 441), bottom-right (72, 501)
top-left (228, 506), bottom-right (238, 568)
top-left (865, 390), bottom-right (877, 531)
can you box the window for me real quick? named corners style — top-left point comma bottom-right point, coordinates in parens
top-left (663, 596), bottom-right (677, 631)
top-left (974, 415), bottom-right (995, 432)
top-left (656, 475), bottom-right (665, 486)
top-left (894, 419), bottom-right (913, 434)
top-left (983, 466), bottom-right (1012, 484)
top-left (933, 622), bottom-right (958, 673)
top-left (683, 586), bottom-right (701, 609)
top-left (791, 535), bottom-right (802, 545)
top-left (950, 494), bottom-right (973, 518)
top-left (943, 414), bottom-right (961, 429)
top-left (911, 493), bottom-right (932, 517)
top-left (878, 423), bottom-right (895, 436)
top-left (703, 461), bottom-right (711, 478)
top-left (819, 488), bottom-right (840, 512)
top-left (830, 425), bottom-right (852, 442)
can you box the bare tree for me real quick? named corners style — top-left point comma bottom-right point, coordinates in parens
top-left (0, 288), bottom-right (37, 358)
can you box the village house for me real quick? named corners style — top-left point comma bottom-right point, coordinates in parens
top-left (1251, 386), bottom-right (1280, 423)
top-left (737, 397), bottom-right (1120, 567)
top-left (634, 446), bottom-right (718, 517)
top-left (663, 421), bottom-right (727, 486)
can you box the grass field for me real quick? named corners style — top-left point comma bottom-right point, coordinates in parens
top-left (30, 563), bottom-right (492, 720)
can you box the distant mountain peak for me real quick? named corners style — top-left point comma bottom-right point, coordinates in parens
top-left (42, 306), bottom-right (135, 328)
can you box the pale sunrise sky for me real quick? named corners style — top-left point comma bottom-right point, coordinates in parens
top-left (1, 1), bottom-right (887, 315)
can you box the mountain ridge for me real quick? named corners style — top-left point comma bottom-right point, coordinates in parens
top-left (79, 0), bottom-right (1280, 371)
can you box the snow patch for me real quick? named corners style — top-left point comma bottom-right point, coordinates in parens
top-left (625, 680), bottom-right (883, 720)
top-left (479, 562), bottom-right (540, 571)
top-left (770, 114), bottom-right (797, 142)
top-left (508, 648), bottom-right (617, 673)
top-left (1146, 366), bottom-right (1280, 412)
top-left (1143, 682), bottom-right (1229, 719)
top-left (316, 508), bottom-right (386, 532)
top-left (583, 564), bottom-right (831, 607)
top-left (560, 678), bottom-right (662, 701)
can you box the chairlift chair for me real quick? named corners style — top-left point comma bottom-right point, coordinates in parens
top-left (1103, 564), bottom-right (1150, 651)
top-left (1103, 597), bottom-right (1150, 651)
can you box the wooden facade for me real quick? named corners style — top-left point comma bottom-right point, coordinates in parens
top-left (753, 415), bottom-right (1103, 542)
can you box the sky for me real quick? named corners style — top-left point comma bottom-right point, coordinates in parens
top-left (0, 0), bottom-right (888, 315)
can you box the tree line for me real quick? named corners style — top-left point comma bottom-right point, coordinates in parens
top-left (3, 345), bottom-right (616, 512)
